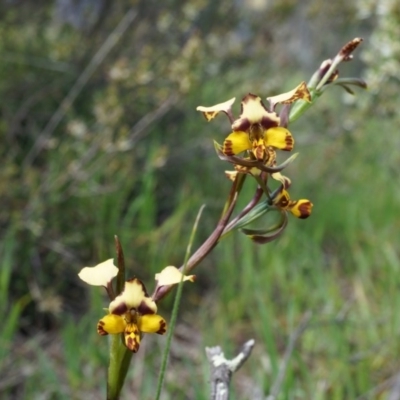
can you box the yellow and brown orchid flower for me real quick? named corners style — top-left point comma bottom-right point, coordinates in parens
top-left (98, 278), bottom-right (165, 352)
top-left (78, 261), bottom-right (194, 352)
top-left (197, 82), bottom-right (311, 163)
top-left (272, 187), bottom-right (313, 219)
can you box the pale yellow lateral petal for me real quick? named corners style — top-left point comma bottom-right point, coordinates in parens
top-left (267, 81), bottom-right (311, 107)
top-left (223, 131), bottom-right (251, 155)
top-left (97, 314), bottom-right (126, 335)
top-left (225, 170), bottom-right (238, 181)
top-left (155, 266), bottom-right (195, 286)
top-left (271, 172), bottom-right (291, 189)
top-left (264, 127), bottom-right (294, 151)
top-left (138, 314), bottom-right (167, 334)
top-left (78, 258), bottom-right (118, 287)
top-left (196, 97), bottom-right (236, 121)
top-left (109, 278), bottom-right (157, 315)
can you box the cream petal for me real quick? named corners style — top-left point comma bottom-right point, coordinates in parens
top-left (155, 266), bottom-right (195, 286)
top-left (196, 97), bottom-right (236, 121)
top-left (271, 172), bottom-right (291, 189)
top-left (78, 258), bottom-right (118, 287)
top-left (267, 81), bottom-right (311, 108)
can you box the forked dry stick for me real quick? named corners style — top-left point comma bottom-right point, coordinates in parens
top-left (206, 339), bottom-right (255, 400)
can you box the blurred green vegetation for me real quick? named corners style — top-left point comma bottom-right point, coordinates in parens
top-left (1, 0), bottom-right (399, 399)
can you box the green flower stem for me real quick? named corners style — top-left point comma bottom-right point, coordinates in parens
top-left (106, 236), bottom-right (130, 400)
top-left (155, 205), bottom-right (205, 400)
top-left (107, 335), bottom-right (133, 400)
top-left (152, 191), bottom-right (238, 303)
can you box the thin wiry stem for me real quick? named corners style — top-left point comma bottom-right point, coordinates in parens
top-left (155, 206), bottom-right (205, 400)
top-left (152, 176), bottom-right (241, 302)
top-left (222, 186), bottom-right (263, 235)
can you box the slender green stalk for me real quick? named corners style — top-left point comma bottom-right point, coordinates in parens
top-left (106, 236), bottom-right (131, 400)
top-left (155, 205), bottom-right (205, 400)
top-left (107, 335), bottom-right (133, 400)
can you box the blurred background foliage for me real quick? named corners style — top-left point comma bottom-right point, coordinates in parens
top-left (1, 0), bottom-right (400, 399)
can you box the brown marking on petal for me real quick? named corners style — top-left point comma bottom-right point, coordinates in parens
top-left (266, 147), bottom-right (276, 166)
top-left (232, 93), bottom-right (268, 131)
top-left (318, 59), bottom-right (332, 80)
top-left (232, 117), bottom-right (250, 132)
top-left (292, 81), bottom-right (311, 103)
top-left (201, 111), bottom-right (218, 121)
top-left (223, 139), bottom-right (235, 156)
top-left (125, 335), bottom-right (139, 352)
top-left (274, 192), bottom-right (290, 209)
top-left (125, 324), bottom-right (140, 352)
top-left (326, 70), bottom-right (339, 84)
top-left (339, 38), bottom-right (363, 61)
top-left (261, 115), bottom-right (279, 130)
top-left (242, 93), bottom-right (258, 102)
top-left (138, 299), bottom-right (155, 315)
top-left (156, 319), bottom-right (167, 335)
top-left (252, 143), bottom-right (265, 161)
top-left (297, 201), bottom-right (313, 219)
top-left (275, 82), bottom-right (311, 105)
top-left (284, 134), bottom-right (294, 151)
top-left (281, 177), bottom-right (291, 189)
top-left (97, 320), bottom-right (108, 336)
top-left (111, 302), bottom-right (128, 316)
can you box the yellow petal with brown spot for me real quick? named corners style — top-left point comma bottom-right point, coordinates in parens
top-left (97, 314), bottom-right (126, 335)
top-left (264, 127), bottom-right (294, 151)
top-left (289, 200), bottom-right (313, 219)
top-left (138, 314), bottom-right (167, 335)
top-left (223, 131), bottom-right (251, 156)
